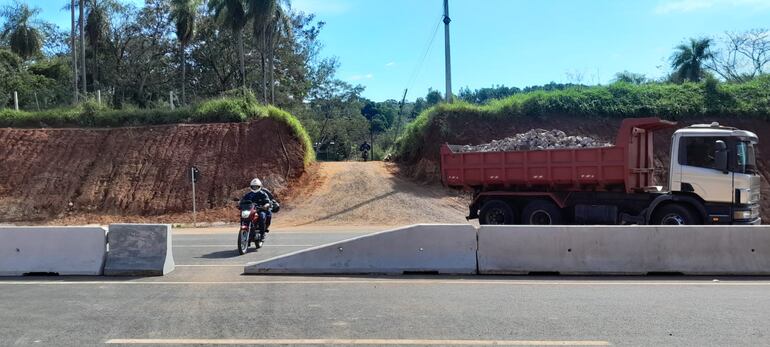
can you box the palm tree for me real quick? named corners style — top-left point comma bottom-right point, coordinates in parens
top-left (671, 38), bottom-right (714, 83)
top-left (247, 0), bottom-right (276, 103)
top-left (71, 0), bottom-right (78, 103)
top-left (266, 3), bottom-right (290, 104)
top-left (0, 3), bottom-right (43, 60)
top-left (209, 0), bottom-right (248, 90)
top-left (79, 0), bottom-right (86, 95)
top-left (248, 0), bottom-right (291, 104)
top-left (171, 0), bottom-right (201, 105)
top-left (85, 0), bottom-right (110, 91)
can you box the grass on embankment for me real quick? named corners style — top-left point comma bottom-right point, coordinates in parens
top-left (0, 96), bottom-right (315, 165)
top-left (396, 76), bottom-right (770, 163)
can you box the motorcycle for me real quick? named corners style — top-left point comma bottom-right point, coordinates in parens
top-left (235, 198), bottom-right (270, 255)
top-left (361, 149), bottom-right (369, 162)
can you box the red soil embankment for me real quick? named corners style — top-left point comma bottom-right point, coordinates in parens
top-left (0, 119), bottom-right (306, 223)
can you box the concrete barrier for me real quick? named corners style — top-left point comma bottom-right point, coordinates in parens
top-left (0, 227), bottom-right (107, 276)
top-left (245, 224), bottom-right (478, 275)
top-left (104, 224), bottom-right (175, 276)
top-left (478, 225), bottom-right (770, 275)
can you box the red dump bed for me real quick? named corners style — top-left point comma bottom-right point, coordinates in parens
top-left (440, 117), bottom-right (676, 194)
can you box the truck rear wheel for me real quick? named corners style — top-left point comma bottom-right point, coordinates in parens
top-left (522, 200), bottom-right (563, 225)
top-left (652, 204), bottom-right (699, 225)
top-left (479, 200), bottom-right (515, 225)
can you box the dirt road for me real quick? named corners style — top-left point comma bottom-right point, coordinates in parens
top-left (275, 162), bottom-right (470, 227)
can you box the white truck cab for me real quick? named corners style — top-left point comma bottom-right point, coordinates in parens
top-left (669, 122), bottom-right (761, 224)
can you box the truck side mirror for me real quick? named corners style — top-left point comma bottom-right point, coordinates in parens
top-left (714, 140), bottom-right (728, 173)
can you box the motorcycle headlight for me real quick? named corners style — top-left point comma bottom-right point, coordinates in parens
top-left (241, 210), bottom-right (251, 218)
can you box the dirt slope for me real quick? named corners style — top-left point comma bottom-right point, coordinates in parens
top-left (0, 119), bottom-right (306, 222)
top-left (403, 115), bottom-right (770, 221)
top-left (276, 162), bottom-right (469, 227)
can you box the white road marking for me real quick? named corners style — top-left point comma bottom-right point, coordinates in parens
top-left (1, 279), bottom-right (769, 286)
top-left (175, 264), bottom-right (244, 267)
top-left (105, 338), bottom-right (612, 346)
top-left (173, 244), bottom-right (313, 247)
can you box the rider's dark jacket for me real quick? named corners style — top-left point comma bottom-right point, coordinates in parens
top-left (242, 188), bottom-right (275, 207)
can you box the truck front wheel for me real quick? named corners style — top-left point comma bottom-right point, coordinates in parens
top-left (479, 200), bottom-right (515, 225)
top-left (652, 204), bottom-right (699, 225)
top-left (522, 200), bottom-right (563, 225)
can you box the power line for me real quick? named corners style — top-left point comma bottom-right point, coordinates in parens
top-left (404, 15), bottom-right (443, 100)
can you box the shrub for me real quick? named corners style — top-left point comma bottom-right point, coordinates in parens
top-left (0, 96), bottom-right (315, 165)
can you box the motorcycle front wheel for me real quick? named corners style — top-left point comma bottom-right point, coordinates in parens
top-left (237, 226), bottom-right (249, 255)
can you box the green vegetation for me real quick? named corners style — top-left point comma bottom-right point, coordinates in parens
top-left (0, 95), bottom-right (315, 164)
top-left (396, 76), bottom-right (770, 163)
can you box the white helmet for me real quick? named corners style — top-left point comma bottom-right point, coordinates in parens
top-left (249, 178), bottom-right (262, 193)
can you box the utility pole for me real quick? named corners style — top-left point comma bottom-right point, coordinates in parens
top-left (393, 88), bottom-right (408, 145)
top-left (191, 167), bottom-right (196, 228)
top-left (443, 0), bottom-right (453, 103)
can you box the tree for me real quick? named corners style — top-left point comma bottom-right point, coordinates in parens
top-left (79, 0), bottom-right (86, 95)
top-left (171, 0), bottom-right (201, 105)
top-left (706, 29), bottom-right (770, 82)
top-left (425, 88), bottom-right (442, 107)
top-left (248, 0), bottom-right (276, 103)
top-left (209, 0), bottom-right (248, 90)
top-left (612, 71), bottom-right (647, 84)
top-left (265, 3), bottom-right (290, 105)
top-left (84, 0), bottom-right (112, 91)
top-left (0, 2), bottom-right (44, 60)
top-left (71, 0), bottom-right (78, 103)
top-left (671, 38), bottom-right (714, 83)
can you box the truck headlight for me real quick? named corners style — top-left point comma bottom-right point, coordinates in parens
top-left (734, 210), bottom-right (752, 220)
top-left (241, 210), bottom-right (251, 218)
top-left (734, 207), bottom-right (759, 220)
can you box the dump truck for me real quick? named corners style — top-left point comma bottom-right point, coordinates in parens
top-left (441, 117), bottom-right (761, 225)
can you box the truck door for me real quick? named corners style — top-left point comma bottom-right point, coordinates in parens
top-left (677, 136), bottom-right (733, 203)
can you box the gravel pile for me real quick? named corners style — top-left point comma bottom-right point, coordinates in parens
top-left (459, 129), bottom-right (612, 152)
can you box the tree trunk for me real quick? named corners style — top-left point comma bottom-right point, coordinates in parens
top-left (269, 53), bottom-right (274, 105)
top-left (71, 0), bottom-right (78, 103)
top-left (269, 37), bottom-right (275, 105)
top-left (236, 29), bottom-right (245, 91)
top-left (261, 51), bottom-right (267, 103)
top-left (180, 43), bottom-right (186, 105)
top-left (79, 0), bottom-right (86, 95)
top-left (92, 44), bottom-right (98, 94)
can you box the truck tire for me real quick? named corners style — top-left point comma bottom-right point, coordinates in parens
top-left (479, 200), bottom-right (515, 225)
top-left (522, 200), bottom-right (563, 225)
top-left (652, 204), bottom-right (699, 225)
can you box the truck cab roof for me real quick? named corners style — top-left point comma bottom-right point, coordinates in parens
top-left (676, 122), bottom-right (758, 142)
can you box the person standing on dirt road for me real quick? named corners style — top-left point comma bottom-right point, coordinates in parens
top-left (241, 178), bottom-right (279, 237)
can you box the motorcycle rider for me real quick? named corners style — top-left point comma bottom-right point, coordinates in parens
top-left (359, 141), bottom-right (372, 161)
top-left (241, 178), bottom-right (278, 238)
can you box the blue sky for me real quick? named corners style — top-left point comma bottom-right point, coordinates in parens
top-left (6, 0), bottom-right (770, 101)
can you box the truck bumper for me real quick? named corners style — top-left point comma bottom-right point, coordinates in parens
top-left (734, 217), bottom-right (761, 225)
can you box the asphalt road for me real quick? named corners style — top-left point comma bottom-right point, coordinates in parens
top-left (1, 230), bottom-right (770, 346)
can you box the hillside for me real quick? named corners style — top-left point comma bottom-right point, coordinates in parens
top-left (0, 119), bottom-right (308, 222)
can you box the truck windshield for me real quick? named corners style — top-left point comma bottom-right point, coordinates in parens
top-left (736, 141), bottom-right (758, 174)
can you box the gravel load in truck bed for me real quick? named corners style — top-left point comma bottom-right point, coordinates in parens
top-left (458, 129), bottom-right (612, 152)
